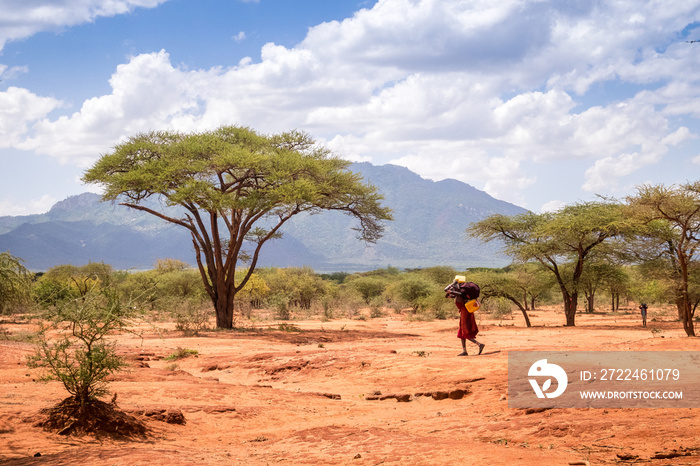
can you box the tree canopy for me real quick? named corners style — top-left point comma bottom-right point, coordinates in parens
top-left (468, 200), bottom-right (630, 326)
top-left (626, 182), bottom-right (700, 336)
top-left (83, 125), bottom-right (392, 328)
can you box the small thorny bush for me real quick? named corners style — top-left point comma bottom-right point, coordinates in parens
top-left (28, 288), bottom-right (139, 406)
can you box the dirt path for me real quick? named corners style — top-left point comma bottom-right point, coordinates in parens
top-left (1, 308), bottom-right (698, 465)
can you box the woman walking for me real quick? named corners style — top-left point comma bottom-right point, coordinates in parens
top-left (445, 276), bottom-right (485, 356)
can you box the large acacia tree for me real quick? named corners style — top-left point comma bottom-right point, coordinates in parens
top-left (83, 126), bottom-right (392, 328)
top-left (468, 201), bottom-right (628, 326)
top-left (627, 182), bottom-right (700, 337)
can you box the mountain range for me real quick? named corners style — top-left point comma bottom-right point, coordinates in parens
top-left (0, 163), bottom-right (526, 272)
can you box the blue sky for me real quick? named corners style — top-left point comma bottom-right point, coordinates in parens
top-left (1, 0), bottom-right (700, 217)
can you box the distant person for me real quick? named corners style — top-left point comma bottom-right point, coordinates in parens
top-left (639, 303), bottom-right (648, 327)
top-left (445, 276), bottom-right (485, 356)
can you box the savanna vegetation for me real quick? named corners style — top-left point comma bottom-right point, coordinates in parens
top-left (82, 125), bottom-right (392, 329)
top-left (469, 182), bottom-right (700, 336)
top-left (0, 251), bottom-right (692, 334)
top-left (0, 183), bottom-right (696, 338)
top-left (1, 164), bottom-right (698, 436)
top-left (0, 189), bottom-right (695, 433)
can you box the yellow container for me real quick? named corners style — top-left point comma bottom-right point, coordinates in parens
top-left (465, 299), bottom-right (480, 313)
top-left (454, 275), bottom-right (466, 283)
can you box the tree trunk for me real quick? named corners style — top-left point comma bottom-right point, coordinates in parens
top-left (677, 250), bottom-right (695, 337)
top-left (678, 298), bottom-right (696, 337)
top-left (507, 297), bottom-right (532, 327)
top-left (564, 293), bottom-right (577, 326)
top-left (519, 306), bottom-right (532, 327)
top-left (213, 286), bottom-right (235, 329)
top-left (587, 291), bottom-right (595, 313)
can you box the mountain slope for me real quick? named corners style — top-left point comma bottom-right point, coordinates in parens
top-left (0, 163), bottom-right (526, 271)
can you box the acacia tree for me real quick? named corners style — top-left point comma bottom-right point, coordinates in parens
top-left (504, 262), bottom-right (552, 311)
top-left (627, 182), bottom-right (700, 337)
top-left (471, 269), bottom-right (533, 327)
top-left (469, 201), bottom-right (628, 326)
top-left (579, 259), bottom-right (623, 313)
top-left (83, 126), bottom-right (392, 328)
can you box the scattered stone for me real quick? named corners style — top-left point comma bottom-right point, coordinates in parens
top-left (164, 410), bottom-right (186, 425)
top-left (202, 406), bottom-right (237, 414)
top-left (33, 453), bottom-right (41, 457)
top-left (316, 393), bottom-right (341, 400)
top-left (651, 449), bottom-right (695, 459)
top-left (354, 454), bottom-right (362, 459)
top-left (448, 389), bottom-right (466, 400)
top-left (616, 453), bottom-right (639, 460)
top-left (130, 408), bottom-right (186, 425)
top-left (456, 377), bottom-right (485, 384)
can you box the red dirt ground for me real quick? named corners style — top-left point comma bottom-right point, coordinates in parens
top-left (1, 307), bottom-right (698, 465)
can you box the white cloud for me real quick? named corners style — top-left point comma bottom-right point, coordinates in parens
top-left (233, 31), bottom-right (247, 42)
top-left (583, 152), bottom-right (664, 193)
top-left (0, 87), bottom-right (62, 148)
top-left (0, 65), bottom-right (29, 81)
top-left (0, 0), bottom-right (169, 51)
top-left (540, 200), bottom-right (566, 213)
top-left (0, 194), bottom-right (56, 216)
top-left (3, 0), bottom-right (700, 209)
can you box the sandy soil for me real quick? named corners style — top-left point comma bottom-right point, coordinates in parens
top-left (0, 307), bottom-right (698, 465)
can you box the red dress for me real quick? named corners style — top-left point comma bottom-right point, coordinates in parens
top-left (456, 298), bottom-right (479, 339)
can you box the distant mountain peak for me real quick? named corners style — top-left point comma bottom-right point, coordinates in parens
top-left (49, 193), bottom-right (102, 213)
top-left (1, 162), bottom-right (524, 271)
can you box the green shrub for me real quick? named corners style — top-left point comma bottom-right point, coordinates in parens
top-left (0, 252), bottom-right (32, 314)
top-left (333, 286), bottom-right (365, 318)
top-left (482, 297), bottom-right (512, 319)
top-left (164, 347), bottom-right (199, 361)
top-left (347, 275), bottom-right (388, 304)
top-left (269, 295), bottom-right (291, 320)
top-left (321, 298), bottom-right (334, 320)
top-left (369, 296), bottom-right (385, 318)
top-left (389, 276), bottom-right (432, 312)
top-left (28, 289), bottom-right (137, 406)
top-left (172, 299), bottom-right (210, 335)
top-left (278, 322), bottom-right (301, 332)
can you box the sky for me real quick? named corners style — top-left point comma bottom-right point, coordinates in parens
top-left (1, 0), bottom-right (700, 217)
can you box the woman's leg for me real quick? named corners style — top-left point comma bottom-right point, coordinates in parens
top-left (468, 338), bottom-right (485, 355)
top-left (459, 338), bottom-right (468, 355)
